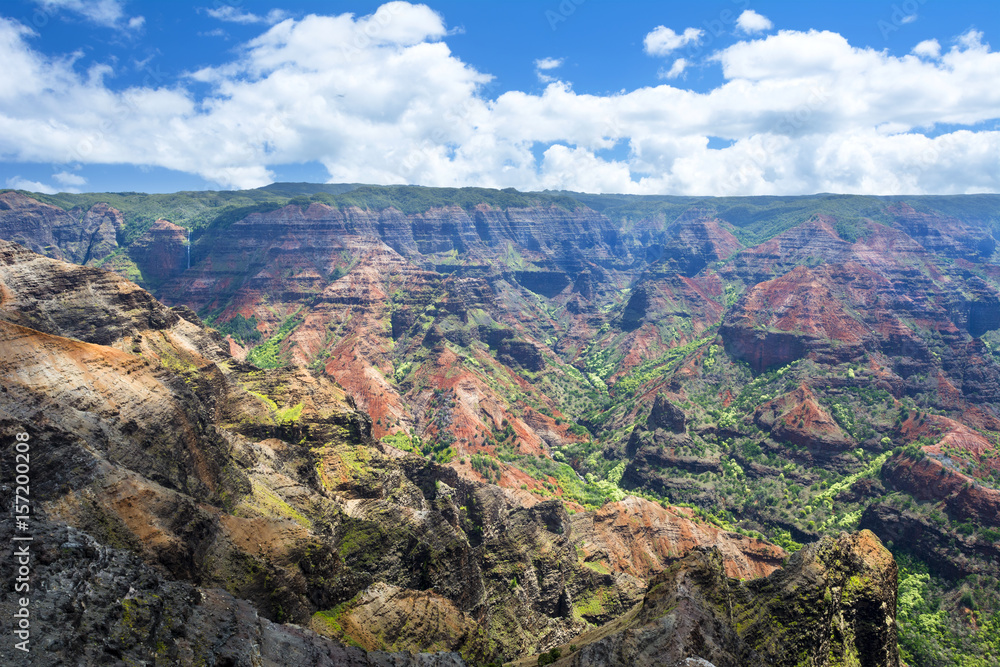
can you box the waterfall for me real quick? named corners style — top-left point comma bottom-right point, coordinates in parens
top-left (187, 229), bottom-right (191, 269)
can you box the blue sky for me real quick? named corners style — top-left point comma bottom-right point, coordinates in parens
top-left (0, 0), bottom-right (998, 195)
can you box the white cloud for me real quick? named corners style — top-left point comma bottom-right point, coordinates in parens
top-left (736, 10), bottom-right (773, 34)
top-left (534, 57), bottom-right (563, 83)
top-left (6, 176), bottom-right (56, 193)
top-left (53, 170), bottom-right (86, 187)
top-left (643, 26), bottom-right (703, 56)
top-left (1, 5), bottom-right (999, 195)
top-left (535, 57), bottom-right (563, 70)
top-left (958, 29), bottom-right (986, 50)
top-left (659, 58), bottom-right (688, 79)
top-left (913, 39), bottom-right (941, 58)
top-left (205, 6), bottom-right (289, 25)
top-left (30, 0), bottom-right (143, 30)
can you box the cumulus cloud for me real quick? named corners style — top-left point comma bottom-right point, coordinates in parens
top-left (1, 4), bottom-right (999, 195)
top-left (913, 39), bottom-right (941, 58)
top-left (736, 10), bottom-right (773, 34)
top-left (30, 0), bottom-right (143, 30)
top-left (643, 26), bottom-right (703, 56)
top-left (53, 170), bottom-right (86, 187)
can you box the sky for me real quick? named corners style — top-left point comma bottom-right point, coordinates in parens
top-left (0, 0), bottom-right (998, 196)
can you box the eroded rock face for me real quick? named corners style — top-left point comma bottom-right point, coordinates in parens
top-left (570, 497), bottom-right (786, 582)
top-left (535, 530), bottom-right (898, 667)
top-left (859, 504), bottom-right (1000, 580)
top-left (881, 454), bottom-right (1000, 528)
top-left (0, 523), bottom-right (468, 667)
top-left (0, 191), bottom-right (123, 265)
top-left (0, 238), bottom-right (218, 349)
top-left (1, 243), bottom-right (818, 664)
top-left (649, 394), bottom-right (686, 433)
top-left (754, 385), bottom-right (855, 457)
top-left (125, 218), bottom-right (188, 283)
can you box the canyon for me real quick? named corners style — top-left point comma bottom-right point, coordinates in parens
top-left (3, 184), bottom-right (1000, 665)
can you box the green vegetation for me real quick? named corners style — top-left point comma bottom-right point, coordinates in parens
top-left (833, 217), bottom-right (873, 243)
top-left (613, 333), bottom-right (714, 396)
top-left (381, 432), bottom-right (456, 464)
top-left (470, 454), bottom-right (502, 484)
top-left (895, 552), bottom-right (1000, 667)
top-left (537, 647), bottom-right (562, 665)
top-left (26, 188), bottom-right (289, 245)
top-left (312, 184), bottom-right (581, 214)
top-left (246, 311), bottom-right (303, 369)
top-left (215, 313), bottom-right (262, 345)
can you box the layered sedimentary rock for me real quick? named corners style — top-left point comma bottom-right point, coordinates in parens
top-left (0, 191), bottom-right (123, 265)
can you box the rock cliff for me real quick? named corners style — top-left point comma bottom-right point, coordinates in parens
top-left (513, 530), bottom-right (899, 667)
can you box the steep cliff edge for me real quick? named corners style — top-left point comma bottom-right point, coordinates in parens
top-left (0, 190), bottom-right (122, 265)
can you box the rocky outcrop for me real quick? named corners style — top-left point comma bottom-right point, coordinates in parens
top-left (880, 454), bottom-right (1000, 528)
top-left (754, 385), bottom-right (855, 456)
top-left (721, 265), bottom-right (867, 372)
top-left (0, 238), bottom-right (223, 351)
top-left (125, 218), bottom-right (188, 283)
top-left (649, 394), bottom-right (687, 433)
top-left (887, 202), bottom-right (996, 261)
top-left (569, 497), bottom-right (786, 582)
top-left (859, 503), bottom-right (1000, 580)
top-left (518, 530), bottom-right (899, 667)
top-left (499, 339), bottom-right (546, 372)
top-left (0, 191), bottom-right (123, 265)
top-left (0, 522), bottom-right (467, 667)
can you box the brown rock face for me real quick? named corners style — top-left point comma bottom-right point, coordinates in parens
top-left (721, 265), bottom-right (867, 372)
top-left (0, 191), bottom-right (123, 264)
top-left (570, 497), bottom-right (786, 582)
top-left (755, 385), bottom-right (855, 456)
top-left (0, 238), bottom-right (211, 347)
top-left (649, 394), bottom-right (687, 433)
top-left (125, 218), bottom-right (188, 283)
top-left (520, 530), bottom-right (898, 667)
top-left (881, 454), bottom-right (1000, 528)
top-left (0, 523), bottom-right (468, 667)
